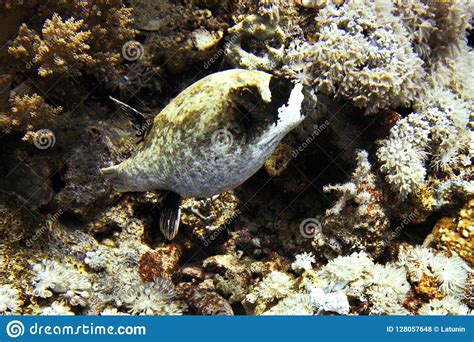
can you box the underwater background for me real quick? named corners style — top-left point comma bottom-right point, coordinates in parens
top-left (0, 0), bottom-right (472, 315)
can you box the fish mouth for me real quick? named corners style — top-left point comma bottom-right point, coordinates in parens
top-left (100, 165), bottom-right (130, 192)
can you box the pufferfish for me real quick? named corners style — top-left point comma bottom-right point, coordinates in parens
top-left (101, 69), bottom-right (305, 240)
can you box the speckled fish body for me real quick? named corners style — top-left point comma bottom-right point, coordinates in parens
top-left (101, 69), bottom-right (304, 198)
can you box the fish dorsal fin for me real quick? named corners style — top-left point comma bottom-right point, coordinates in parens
top-left (109, 96), bottom-right (152, 142)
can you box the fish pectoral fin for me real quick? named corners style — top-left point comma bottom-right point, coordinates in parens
top-left (109, 96), bottom-right (151, 141)
top-left (159, 191), bottom-right (182, 240)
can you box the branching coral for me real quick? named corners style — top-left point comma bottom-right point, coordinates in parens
top-left (7, 0), bottom-right (136, 77)
top-left (315, 150), bottom-right (390, 258)
top-left (9, 15), bottom-right (94, 78)
top-left (0, 92), bottom-right (62, 140)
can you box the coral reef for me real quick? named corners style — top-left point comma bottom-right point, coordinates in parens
top-left (0, 284), bottom-right (22, 314)
top-left (0, 92), bottom-right (62, 140)
top-left (0, 0), bottom-right (472, 317)
top-left (314, 150), bottom-right (390, 259)
top-left (377, 88), bottom-right (472, 200)
top-left (424, 199), bottom-right (474, 266)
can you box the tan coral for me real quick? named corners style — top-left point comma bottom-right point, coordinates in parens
top-left (424, 199), bottom-right (474, 266)
top-left (138, 244), bottom-right (182, 281)
top-left (9, 15), bottom-right (94, 77)
top-left (0, 92), bottom-right (62, 138)
top-left (7, 1), bottom-right (136, 78)
top-left (181, 191), bottom-right (240, 240)
top-left (413, 273), bottom-right (444, 300)
top-left (264, 141), bottom-right (294, 177)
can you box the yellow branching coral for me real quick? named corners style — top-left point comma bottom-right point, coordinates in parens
top-left (36, 14), bottom-right (94, 77)
top-left (7, 23), bottom-right (40, 61)
top-left (6, 1), bottom-right (137, 77)
top-left (9, 15), bottom-right (94, 77)
top-left (0, 92), bottom-right (62, 139)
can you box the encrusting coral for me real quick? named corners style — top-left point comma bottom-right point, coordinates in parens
top-left (424, 199), bottom-right (474, 266)
top-left (0, 0), bottom-right (472, 317)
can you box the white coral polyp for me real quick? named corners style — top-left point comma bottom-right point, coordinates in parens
top-left (40, 301), bottom-right (74, 316)
top-left (418, 297), bottom-right (469, 316)
top-left (255, 271), bottom-right (295, 301)
top-left (318, 252), bottom-right (374, 291)
top-left (120, 279), bottom-right (183, 316)
top-left (429, 253), bottom-right (468, 298)
top-left (0, 284), bottom-right (22, 314)
top-left (292, 252), bottom-right (316, 272)
top-left (30, 259), bottom-right (91, 305)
